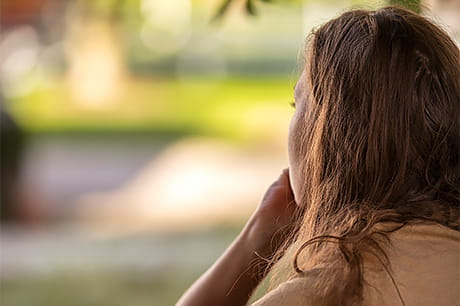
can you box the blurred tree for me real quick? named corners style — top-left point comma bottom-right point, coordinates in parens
top-left (0, 106), bottom-right (25, 221)
top-left (389, 0), bottom-right (421, 12)
top-left (213, 0), bottom-right (421, 20)
top-left (212, 0), bottom-right (272, 21)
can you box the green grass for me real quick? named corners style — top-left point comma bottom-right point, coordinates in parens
top-left (0, 225), bottom-right (242, 306)
top-left (7, 77), bottom-right (295, 143)
top-left (1, 269), bottom-right (196, 306)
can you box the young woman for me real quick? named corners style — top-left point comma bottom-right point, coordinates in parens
top-left (177, 6), bottom-right (459, 306)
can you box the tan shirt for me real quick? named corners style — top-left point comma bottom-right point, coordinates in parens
top-left (252, 223), bottom-right (460, 306)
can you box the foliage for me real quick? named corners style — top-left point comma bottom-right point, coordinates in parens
top-left (213, 0), bottom-right (421, 20)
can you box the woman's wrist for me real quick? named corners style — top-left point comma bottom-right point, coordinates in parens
top-left (177, 227), bottom-right (267, 306)
top-left (240, 213), bottom-right (279, 263)
top-left (225, 224), bottom-right (273, 287)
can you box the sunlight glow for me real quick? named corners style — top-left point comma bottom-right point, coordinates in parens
top-left (140, 0), bottom-right (192, 54)
top-left (0, 26), bottom-right (40, 98)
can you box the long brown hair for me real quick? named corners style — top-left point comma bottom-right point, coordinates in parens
top-left (275, 6), bottom-right (459, 305)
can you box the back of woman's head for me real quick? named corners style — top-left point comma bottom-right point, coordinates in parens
top-left (283, 6), bottom-right (459, 305)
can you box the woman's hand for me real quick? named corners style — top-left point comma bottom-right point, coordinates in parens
top-left (244, 168), bottom-right (298, 257)
top-left (177, 169), bottom-right (298, 306)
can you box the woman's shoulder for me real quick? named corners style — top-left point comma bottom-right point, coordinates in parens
top-left (252, 223), bottom-right (459, 306)
top-left (390, 221), bottom-right (459, 241)
top-left (364, 222), bottom-right (460, 305)
top-left (376, 221), bottom-right (459, 261)
top-left (250, 267), bottom-right (326, 306)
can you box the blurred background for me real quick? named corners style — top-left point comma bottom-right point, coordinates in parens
top-left (0, 0), bottom-right (458, 305)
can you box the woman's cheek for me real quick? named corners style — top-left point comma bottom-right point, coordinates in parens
top-left (288, 113), bottom-right (302, 205)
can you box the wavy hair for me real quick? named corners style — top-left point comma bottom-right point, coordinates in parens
top-left (270, 6), bottom-right (459, 306)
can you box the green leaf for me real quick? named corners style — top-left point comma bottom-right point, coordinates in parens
top-left (245, 0), bottom-right (258, 16)
top-left (211, 0), bottom-right (234, 23)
